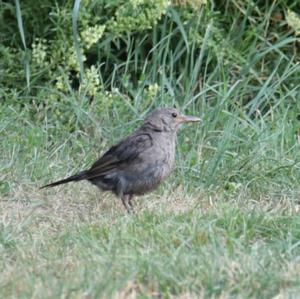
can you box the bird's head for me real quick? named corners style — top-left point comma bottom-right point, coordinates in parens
top-left (144, 107), bottom-right (201, 132)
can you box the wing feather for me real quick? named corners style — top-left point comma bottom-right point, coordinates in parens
top-left (84, 132), bottom-right (153, 180)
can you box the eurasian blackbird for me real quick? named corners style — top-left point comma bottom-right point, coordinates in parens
top-left (41, 107), bottom-right (201, 212)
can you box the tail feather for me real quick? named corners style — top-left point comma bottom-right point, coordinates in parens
top-left (40, 171), bottom-right (87, 189)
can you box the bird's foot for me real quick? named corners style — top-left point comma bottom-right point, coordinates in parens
top-left (121, 194), bottom-right (135, 214)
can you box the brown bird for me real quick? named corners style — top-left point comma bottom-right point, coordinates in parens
top-left (41, 107), bottom-right (201, 212)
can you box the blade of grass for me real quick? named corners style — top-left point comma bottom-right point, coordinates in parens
top-left (15, 0), bottom-right (30, 89)
top-left (72, 0), bottom-right (84, 81)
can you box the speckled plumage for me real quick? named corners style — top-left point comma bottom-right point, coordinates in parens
top-left (41, 107), bottom-right (200, 212)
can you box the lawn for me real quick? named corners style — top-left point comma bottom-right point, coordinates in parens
top-left (1, 185), bottom-right (300, 298)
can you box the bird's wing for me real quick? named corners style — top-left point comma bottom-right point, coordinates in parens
top-left (85, 132), bottom-right (153, 180)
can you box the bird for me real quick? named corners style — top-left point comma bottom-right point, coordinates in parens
top-left (41, 107), bottom-right (201, 212)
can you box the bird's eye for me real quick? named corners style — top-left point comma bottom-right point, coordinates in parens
top-left (172, 112), bottom-right (177, 118)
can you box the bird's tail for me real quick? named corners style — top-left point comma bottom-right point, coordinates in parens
top-left (40, 170), bottom-right (87, 189)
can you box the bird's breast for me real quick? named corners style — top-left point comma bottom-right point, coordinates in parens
top-left (121, 133), bottom-right (176, 195)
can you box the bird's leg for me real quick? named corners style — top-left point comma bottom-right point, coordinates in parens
top-left (121, 194), bottom-right (131, 213)
top-left (121, 194), bottom-right (135, 213)
top-left (127, 195), bottom-right (135, 213)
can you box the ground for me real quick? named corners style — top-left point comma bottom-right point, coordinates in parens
top-left (1, 183), bottom-right (300, 298)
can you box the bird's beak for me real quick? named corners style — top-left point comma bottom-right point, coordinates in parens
top-left (178, 114), bottom-right (201, 123)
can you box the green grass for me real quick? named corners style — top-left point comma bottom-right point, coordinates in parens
top-left (1, 190), bottom-right (300, 298)
top-left (1, 94), bottom-right (300, 298)
top-left (2, 1), bottom-right (300, 298)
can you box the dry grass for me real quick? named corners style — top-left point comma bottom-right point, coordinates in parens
top-left (1, 184), bottom-right (300, 297)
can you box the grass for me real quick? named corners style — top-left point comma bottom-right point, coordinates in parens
top-left (1, 188), bottom-right (300, 298)
top-left (2, 1), bottom-right (300, 298)
top-left (1, 97), bottom-right (300, 298)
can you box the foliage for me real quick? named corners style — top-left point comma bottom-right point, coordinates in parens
top-left (1, 0), bottom-right (300, 190)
